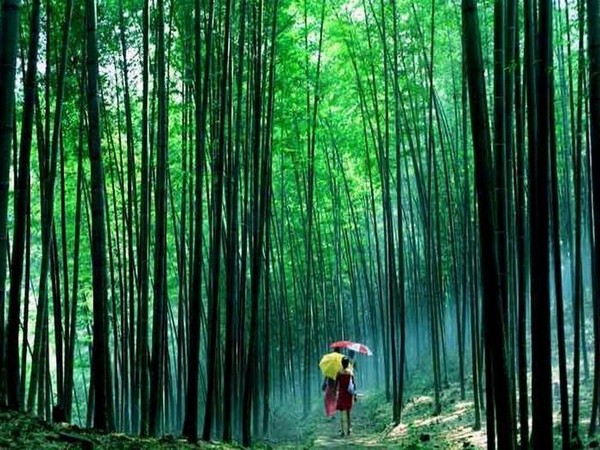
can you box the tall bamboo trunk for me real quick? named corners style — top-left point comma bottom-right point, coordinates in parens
top-left (6, 0), bottom-right (38, 411)
top-left (86, 0), bottom-right (114, 431)
top-left (587, 0), bottom-right (600, 435)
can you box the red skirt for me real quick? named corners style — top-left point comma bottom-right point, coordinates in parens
top-left (324, 386), bottom-right (337, 417)
top-left (336, 373), bottom-right (354, 411)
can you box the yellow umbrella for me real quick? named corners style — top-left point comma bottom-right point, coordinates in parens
top-left (319, 352), bottom-right (344, 379)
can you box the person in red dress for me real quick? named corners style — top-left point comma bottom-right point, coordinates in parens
top-left (336, 356), bottom-right (356, 436)
top-left (322, 376), bottom-right (337, 418)
top-left (322, 347), bottom-right (342, 418)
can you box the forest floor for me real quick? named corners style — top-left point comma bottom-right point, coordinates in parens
top-left (0, 386), bottom-right (483, 449)
top-left (271, 378), bottom-right (600, 449)
top-left (275, 384), bottom-right (485, 449)
top-left (2, 381), bottom-right (600, 448)
top-left (0, 408), bottom-right (225, 449)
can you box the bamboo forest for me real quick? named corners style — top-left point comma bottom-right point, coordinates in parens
top-left (2, 0), bottom-right (600, 448)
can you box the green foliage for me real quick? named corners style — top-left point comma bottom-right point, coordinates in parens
top-left (6, 0), bottom-right (594, 445)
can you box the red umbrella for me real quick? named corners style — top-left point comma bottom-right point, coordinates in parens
top-left (330, 340), bottom-right (373, 356)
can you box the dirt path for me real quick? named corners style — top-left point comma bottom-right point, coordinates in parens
top-left (309, 396), bottom-right (390, 449)
top-left (304, 389), bottom-right (486, 449)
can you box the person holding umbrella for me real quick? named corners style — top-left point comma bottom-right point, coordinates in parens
top-left (336, 356), bottom-right (356, 436)
top-left (319, 340), bottom-right (371, 433)
top-left (330, 340), bottom-right (373, 377)
top-left (319, 347), bottom-right (341, 418)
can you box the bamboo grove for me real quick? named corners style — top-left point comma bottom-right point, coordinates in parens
top-left (0, 0), bottom-right (599, 447)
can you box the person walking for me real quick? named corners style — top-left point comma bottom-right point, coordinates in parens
top-left (336, 356), bottom-right (356, 436)
top-left (322, 376), bottom-right (337, 418)
top-left (320, 346), bottom-right (342, 418)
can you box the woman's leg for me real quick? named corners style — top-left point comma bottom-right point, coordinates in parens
top-left (347, 410), bottom-right (352, 434)
top-left (339, 412), bottom-right (345, 436)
